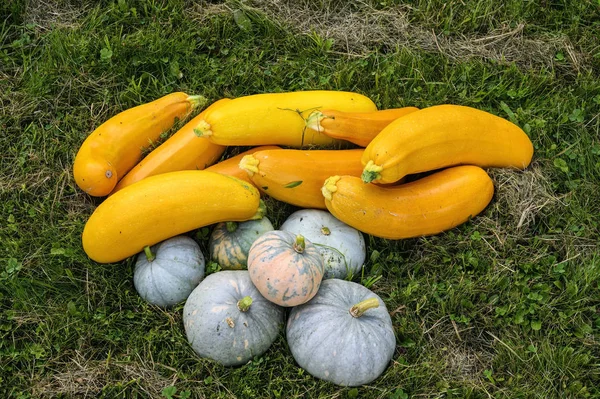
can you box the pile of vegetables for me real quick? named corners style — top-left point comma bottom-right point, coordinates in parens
top-left (74, 90), bottom-right (533, 386)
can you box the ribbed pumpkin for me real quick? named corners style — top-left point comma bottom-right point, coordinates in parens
top-left (280, 209), bottom-right (365, 280)
top-left (247, 231), bottom-right (324, 307)
top-left (209, 218), bottom-right (275, 270)
top-left (183, 270), bottom-right (284, 366)
top-left (133, 236), bottom-right (205, 307)
top-left (286, 279), bottom-right (396, 386)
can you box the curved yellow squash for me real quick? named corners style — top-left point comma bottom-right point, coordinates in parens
top-left (110, 99), bottom-right (229, 194)
top-left (305, 107), bottom-right (419, 147)
top-left (82, 171), bottom-right (262, 263)
top-left (239, 149), bottom-right (364, 209)
top-left (74, 92), bottom-right (206, 196)
top-left (193, 90), bottom-right (377, 147)
top-left (322, 165), bottom-right (494, 239)
top-left (361, 104), bottom-right (534, 184)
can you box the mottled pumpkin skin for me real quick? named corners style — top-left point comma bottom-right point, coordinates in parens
top-left (183, 270), bottom-right (284, 366)
top-left (280, 209), bottom-right (366, 280)
top-left (247, 231), bottom-right (324, 307)
top-left (286, 279), bottom-right (396, 386)
top-left (209, 218), bottom-right (274, 270)
top-left (133, 236), bottom-right (205, 307)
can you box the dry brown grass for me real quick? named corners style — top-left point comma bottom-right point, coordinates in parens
top-left (31, 351), bottom-right (178, 398)
top-left (23, 0), bottom-right (90, 30)
top-left (224, 0), bottom-right (587, 71)
top-left (487, 164), bottom-right (563, 232)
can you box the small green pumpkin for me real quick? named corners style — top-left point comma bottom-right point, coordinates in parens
top-left (209, 218), bottom-right (274, 270)
top-left (286, 279), bottom-right (396, 386)
top-left (133, 236), bottom-right (205, 307)
top-left (183, 270), bottom-right (284, 366)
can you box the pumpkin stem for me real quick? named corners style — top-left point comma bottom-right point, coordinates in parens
top-left (293, 234), bottom-right (306, 253)
top-left (238, 154), bottom-right (259, 177)
top-left (226, 221), bottom-right (238, 233)
top-left (249, 200), bottom-right (266, 220)
top-left (237, 296), bottom-right (253, 312)
top-left (361, 161), bottom-right (383, 183)
top-left (143, 246), bottom-right (155, 262)
top-left (186, 95), bottom-right (208, 110)
top-left (349, 297), bottom-right (380, 318)
top-left (321, 175), bottom-right (341, 201)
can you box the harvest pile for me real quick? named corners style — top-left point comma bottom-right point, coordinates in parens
top-left (74, 90), bottom-right (533, 386)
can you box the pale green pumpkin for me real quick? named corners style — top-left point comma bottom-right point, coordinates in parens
top-left (183, 270), bottom-right (284, 366)
top-left (286, 279), bottom-right (396, 386)
top-left (280, 209), bottom-right (365, 279)
top-left (133, 235), bottom-right (205, 307)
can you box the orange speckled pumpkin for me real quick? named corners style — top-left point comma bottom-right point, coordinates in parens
top-left (247, 231), bottom-right (324, 307)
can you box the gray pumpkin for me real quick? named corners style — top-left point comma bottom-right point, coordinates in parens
top-left (183, 270), bottom-right (284, 366)
top-left (280, 209), bottom-right (365, 280)
top-left (286, 279), bottom-right (396, 386)
top-left (209, 218), bottom-right (274, 270)
top-left (133, 236), bottom-right (205, 307)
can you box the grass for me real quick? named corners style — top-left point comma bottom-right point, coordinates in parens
top-left (1, 0), bottom-right (599, 397)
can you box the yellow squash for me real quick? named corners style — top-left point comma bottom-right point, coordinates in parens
top-left (361, 104), bottom-right (534, 184)
top-left (111, 99), bottom-right (229, 194)
top-left (322, 165), bottom-right (494, 239)
top-left (193, 90), bottom-right (377, 147)
top-left (239, 148), bottom-right (364, 209)
top-left (204, 145), bottom-right (281, 186)
top-left (82, 171), bottom-right (263, 263)
top-left (305, 107), bottom-right (419, 147)
top-left (74, 92), bottom-right (206, 196)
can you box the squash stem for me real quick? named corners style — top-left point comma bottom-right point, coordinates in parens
top-left (321, 175), bottom-right (341, 201)
top-left (321, 226), bottom-right (331, 236)
top-left (186, 95), bottom-right (208, 110)
top-left (193, 120), bottom-right (212, 137)
top-left (305, 110), bottom-right (325, 132)
top-left (361, 161), bottom-right (383, 183)
top-left (349, 297), bottom-right (380, 318)
top-left (143, 246), bottom-right (155, 262)
top-left (237, 296), bottom-right (253, 312)
top-left (293, 235), bottom-right (306, 253)
top-left (226, 221), bottom-right (238, 233)
top-left (238, 154), bottom-right (259, 176)
top-left (249, 200), bottom-right (266, 220)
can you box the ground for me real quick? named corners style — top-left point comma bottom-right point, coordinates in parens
top-left (1, 0), bottom-right (599, 398)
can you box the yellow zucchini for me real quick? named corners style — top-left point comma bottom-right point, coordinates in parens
top-left (82, 171), bottom-right (263, 263)
top-left (361, 104), bottom-right (534, 184)
top-left (322, 166), bottom-right (494, 239)
top-left (239, 149), bottom-right (364, 209)
top-left (73, 92), bottom-right (206, 196)
top-left (305, 107), bottom-right (419, 147)
top-left (193, 90), bottom-right (377, 147)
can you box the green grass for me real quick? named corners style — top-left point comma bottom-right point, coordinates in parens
top-left (1, 0), bottom-right (599, 398)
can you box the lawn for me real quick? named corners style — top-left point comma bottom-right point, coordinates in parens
top-left (1, 0), bottom-right (599, 398)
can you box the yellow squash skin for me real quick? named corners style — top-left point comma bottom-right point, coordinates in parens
top-left (193, 90), bottom-right (377, 147)
top-left (74, 92), bottom-right (205, 196)
top-left (361, 104), bottom-right (534, 184)
top-left (239, 149), bottom-right (364, 209)
top-left (110, 99), bottom-right (229, 194)
top-left (322, 165), bottom-right (494, 240)
top-left (305, 107), bottom-right (419, 147)
top-left (82, 171), bottom-right (262, 264)
top-left (204, 145), bottom-right (281, 185)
